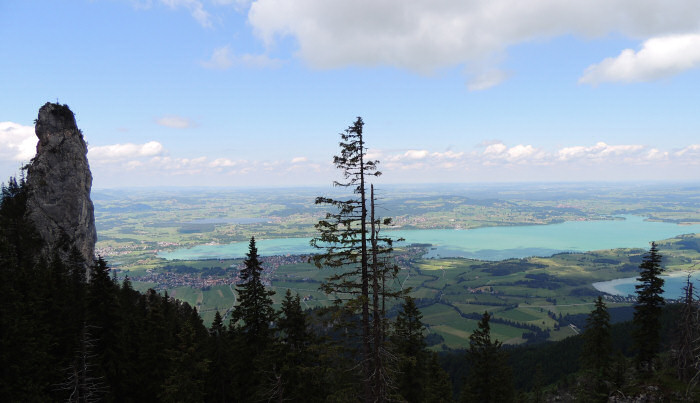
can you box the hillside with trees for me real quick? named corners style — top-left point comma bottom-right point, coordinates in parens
top-left (2, 116), bottom-right (700, 401)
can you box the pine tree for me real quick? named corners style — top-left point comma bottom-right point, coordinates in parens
top-left (461, 312), bottom-right (514, 403)
top-left (312, 117), bottom-right (396, 402)
top-left (86, 257), bottom-right (122, 399)
top-left (392, 296), bottom-right (428, 402)
top-left (278, 289), bottom-right (309, 351)
top-left (633, 242), bottom-right (665, 373)
top-left (269, 290), bottom-right (316, 401)
top-left (206, 310), bottom-right (234, 403)
top-left (424, 352), bottom-right (453, 403)
top-left (230, 237), bottom-right (276, 400)
top-left (582, 296), bottom-right (612, 374)
top-left (672, 275), bottom-right (699, 387)
top-left (160, 320), bottom-right (210, 403)
top-left (579, 295), bottom-right (611, 401)
top-left (232, 237), bottom-right (276, 346)
top-left (369, 184), bottom-right (404, 400)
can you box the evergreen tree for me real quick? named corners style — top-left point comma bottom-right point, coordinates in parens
top-left (160, 320), bottom-right (210, 403)
top-left (135, 289), bottom-right (171, 400)
top-left (232, 237), bottom-right (276, 346)
top-left (312, 117), bottom-right (400, 402)
top-left (582, 296), bottom-right (612, 374)
top-left (461, 312), bottom-right (514, 403)
top-left (230, 237), bottom-right (276, 400)
top-left (579, 295), bottom-right (611, 401)
top-left (270, 290), bottom-right (316, 401)
top-left (206, 310), bottom-right (234, 403)
top-left (633, 242), bottom-right (665, 373)
top-left (278, 289), bottom-right (309, 350)
top-left (672, 275), bottom-right (699, 386)
top-left (392, 296), bottom-right (427, 402)
top-left (424, 352), bottom-right (453, 403)
top-left (86, 256), bottom-right (122, 399)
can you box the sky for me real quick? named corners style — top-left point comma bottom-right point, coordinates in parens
top-left (1, 0), bottom-right (700, 188)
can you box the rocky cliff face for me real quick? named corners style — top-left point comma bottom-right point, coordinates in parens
top-left (25, 102), bottom-right (96, 268)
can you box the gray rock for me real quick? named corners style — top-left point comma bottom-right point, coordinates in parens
top-left (25, 102), bottom-right (96, 271)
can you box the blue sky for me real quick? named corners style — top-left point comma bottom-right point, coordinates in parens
top-left (2, 0), bottom-right (699, 188)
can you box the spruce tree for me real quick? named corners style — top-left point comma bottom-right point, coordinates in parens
top-left (672, 275), bottom-right (699, 386)
top-left (391, 296), bottom-right (452, 403)
top-left (312, 117), bottom-right (396, 402)
top-left (392, 296), bottom-right (427, 402)
top-left (582, 296), bottom-right (612, 374)
top-left (425, 352), bottom-right (453, 403)
top-left (206, 310), bottom-right (234, 403)
top-left (278, 289), bottom-right (309, 351)
top-left (579, 295), bottom-right (611, 401)
top-left (160, 320), bottom-right (210, 402)
top-left (633, 242), bottom-right (665, 373)
top-left (86, 257), bottom-right (122, 399)
top-left (270, 290), bottom-right (316, 402)
top-left (461, 312), bottom-right (514, 403)
top-left (232, 237), bottom-right (276, 346)
top-left (230, 237), bottom-right (276, 400)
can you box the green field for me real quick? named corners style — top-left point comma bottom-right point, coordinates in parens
top-left (124, 231), bottom-right (700, 349)
top-left (101, 184), bottom-right (700, 349)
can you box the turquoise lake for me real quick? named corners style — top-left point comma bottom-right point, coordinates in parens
top-left (593, 272), bottom-right (700, 299)
top-left (158, 215), bottom-right (700, 262)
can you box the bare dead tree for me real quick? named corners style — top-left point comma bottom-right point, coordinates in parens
top-left (56, 323), bottom-right (107, 403)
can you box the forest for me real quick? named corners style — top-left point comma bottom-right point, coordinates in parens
top-left (2, 117), bottom-right (699, 402)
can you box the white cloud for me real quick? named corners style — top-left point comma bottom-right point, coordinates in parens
top-left (160, 0), bottom-right (212, 28)
top-left (125, 160), bottom-right (144, 169)
top-left (370, 140), bottom-right (692, 175)
top-left (149, 155), bottom-right (208, 172)
top-left (89, 141), bottom-right (164, 162)
top-left (156, 115), bottom-right (194, 128)
top-left (209, 158), bottom-right (239, 168)
top-left (675, 144), bottom-right (700, 161)
top-left (0, 122), bottom-right (36, 161)
top-left (201, 46), bottom-right (283, 70)
top-left (480, 142), bottom-right (546, 164)
top-left (483, 143), bottom-right (508, 155)
top-left (201, 46), bottom-right (234, 70)
top-left (83, 138), bottom-right (700, 187)
top-left (467, 70), bottom-right (510, 91)
top-left (365, 149), bottom-right (384, 161)
top-left (247, 0), bottom-right (700, 85)
top-left (580, 34), bottom-right (700, 84)
top-left (403, 150), bottom-right (429, 160)
top-left (507, 144), bottom-right (537, 160)
top-left (645, 148), bottom-right (668, 161)
top-left (433, 150), bottom-right (464, 159)
top-left (557, 142), bottom-right (644, 161)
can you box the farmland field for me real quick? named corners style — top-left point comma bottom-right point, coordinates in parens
top-left (94, 183), bottom-right (700, 349)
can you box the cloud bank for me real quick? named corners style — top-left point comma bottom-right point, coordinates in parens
top-left (3, 118), bottom-right (697, 186)
top-left (0, 122), bottom-right (36, 161)
top-left (241, 0), bottom-right (700, 86)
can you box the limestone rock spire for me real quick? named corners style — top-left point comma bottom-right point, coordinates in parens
top-left (25, 102), bottom-right (97, 268)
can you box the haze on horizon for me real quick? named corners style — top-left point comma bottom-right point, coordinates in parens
top-left (2, 1), bottom-right (700, 188)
